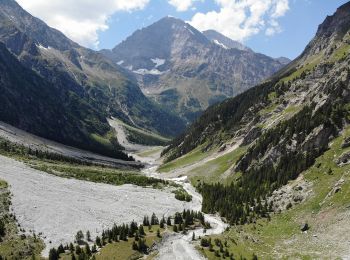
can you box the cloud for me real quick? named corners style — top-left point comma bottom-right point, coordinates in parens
top-left (15, 0), bottom-right (150, 48)
top-left (189, 0), bottom-right (289, 41)
top-left (168, 0), bottom-right (196, 12)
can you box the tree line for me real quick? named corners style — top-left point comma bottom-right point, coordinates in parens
top-left (199, 99), bottom-right (349, 224)
top-left (48, 211), bottom-right (206, 259)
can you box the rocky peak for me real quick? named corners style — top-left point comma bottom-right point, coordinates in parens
top-left (109, 16), bottom-right (210, 71)
top-left (0, 0), bottom-right (77, 51)
top-left (301, 2), bottom-right (350, 59)
top-left (317, 2), bottom-right (350, 38)
top-left (203, 29), bottom-right (250, 51)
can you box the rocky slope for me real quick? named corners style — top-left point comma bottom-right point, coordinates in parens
top-left (164, 2), bottom-right (350, 165)
top-left (0, 0), bottom-right (184, 158)
top-left (161, 3), bottom-right (350, 257)
top-left (102, 17), bottom-right (287, 122)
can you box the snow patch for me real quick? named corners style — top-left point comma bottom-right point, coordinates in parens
top-left (213, 39), bottom-right (229, 49)
top-left (117, 60), bottom-right (124, 65)
top-left (36, 44), bottom-right (51, 51)
top-left (151, 58), bottom-right (166, 68)
top-left (133, 68), bottom-right (164, 75)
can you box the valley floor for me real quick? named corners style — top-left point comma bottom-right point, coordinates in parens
top-left (0, 155), bottom-right (194, 257)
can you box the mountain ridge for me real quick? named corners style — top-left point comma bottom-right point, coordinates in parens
top-left (0, 0), bottom-right (185, 158)
top-left (102, 16), bottom-right (288, 123)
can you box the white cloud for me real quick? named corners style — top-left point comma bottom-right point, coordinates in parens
top-left (168, 0), bottom-right (196, 12)
top-left (15, 0), bottom-right (150, 48)
top-left (189, 0), bottom-right (289, 42)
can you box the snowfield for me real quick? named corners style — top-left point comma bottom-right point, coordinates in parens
top-left (0, 155), bottom-right (195, 256)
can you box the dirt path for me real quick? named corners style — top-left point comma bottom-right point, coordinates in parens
top-left (0, 155), bottom-right (195, 257)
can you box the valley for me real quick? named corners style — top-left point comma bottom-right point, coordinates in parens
top-left (0, 0), bottom-right (349, 259)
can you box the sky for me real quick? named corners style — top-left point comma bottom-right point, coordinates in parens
top-left (15, 0), bottom-right (349, 59)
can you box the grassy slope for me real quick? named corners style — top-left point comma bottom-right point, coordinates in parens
top-left (188, 146), bottom-right (247, 186)
top-left (159, 144), bottom-right (218, 173)
top-left (200, 126), bottom-right (350, 259)
top-left (0, 180), bottom-right (44, 259)
top-left (119, 120), bottom-right (171, 146)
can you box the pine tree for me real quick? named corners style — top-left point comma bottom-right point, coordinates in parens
top-left (167, 217), bottom-right (172, 226)
top-left (132, 241), bottom-right (139, 251)
top-left (139, 225), bottom-right (145, 236)
top-left (75, 230), bottom-right (84, 244)
top-left (151, 213), bottom-right (159, 225)
top-left (86, 231), bottom-right (91, 242)
top-left (57, 244), bottom-right (65, 254)
top-left (173, 225), bottom-right (178, 233)
top-left (0, 220), bottom-right (5, 237)
top-left (160, 217), bottom-right (165, 228)
top-left (96, 236), bottom-right (102, 247)
top-left (69, 243), bottom-right (75, 252)
top-left (85, 244), bottom-right (91, 256)
top-left (75, 245), bottom-right (82, 255)
top-left (48, 248), bottom-right (59, 260)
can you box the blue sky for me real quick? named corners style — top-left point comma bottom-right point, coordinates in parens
top-left (98, 0), bottom-right (348, 59)
top-left (17, 0), bottom-right (349, 60)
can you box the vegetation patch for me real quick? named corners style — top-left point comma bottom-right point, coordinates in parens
top-left (159, 144), bottom-right (217, 173)
top-left (198, 101), bottom-right (348, 225)
top-left (172, 188), bottom-right (192, 202)
top-left (281, 53), bottom-right (323, 83)
top-left (51, 211), bottom-right (207, 260)
top-left (189, 146), bottom-right (247, 185)
top-left (117, 120), bottom-right (170, 146)
top-left (30, 161), bottom-right (166, 188)
top-left (199, 126), bottom-right (350, 259)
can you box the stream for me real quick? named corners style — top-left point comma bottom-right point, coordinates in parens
top-left (139, 153), bottom-right (228, 260)
top-left (111, 119), bottom-right (228, 259)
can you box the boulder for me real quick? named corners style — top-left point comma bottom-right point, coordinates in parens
top-left (341, 137), bottom-right (350, 148)
top-left (300, 223), bottom-right (309, 232)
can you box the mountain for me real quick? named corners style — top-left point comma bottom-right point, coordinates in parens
top-left (162, 0), bottom-right (350, 227)
top-left (102, 17), bottom-right (288, 122)
top-left (0, 0), bottom-right (185, 156)
top-left (202, 29), bottom-right (251, 51)
top-left (274, 56), bottom-right (291, 65)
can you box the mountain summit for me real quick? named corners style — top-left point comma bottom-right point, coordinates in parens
top-left (102, 17), bottom-right (288, 122)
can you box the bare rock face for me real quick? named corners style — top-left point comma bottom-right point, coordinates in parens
top-left (268, 176), bottom-right (313, 213)
top-left (337, 152), bottom-right (350, 166)
top-left (341, 137), bottom-right (350, 148)
top-left (300, 223), bottom-right (309, 232)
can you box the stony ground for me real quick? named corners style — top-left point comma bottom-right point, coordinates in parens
top-left (0, 155), bottom-right (195, 256)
